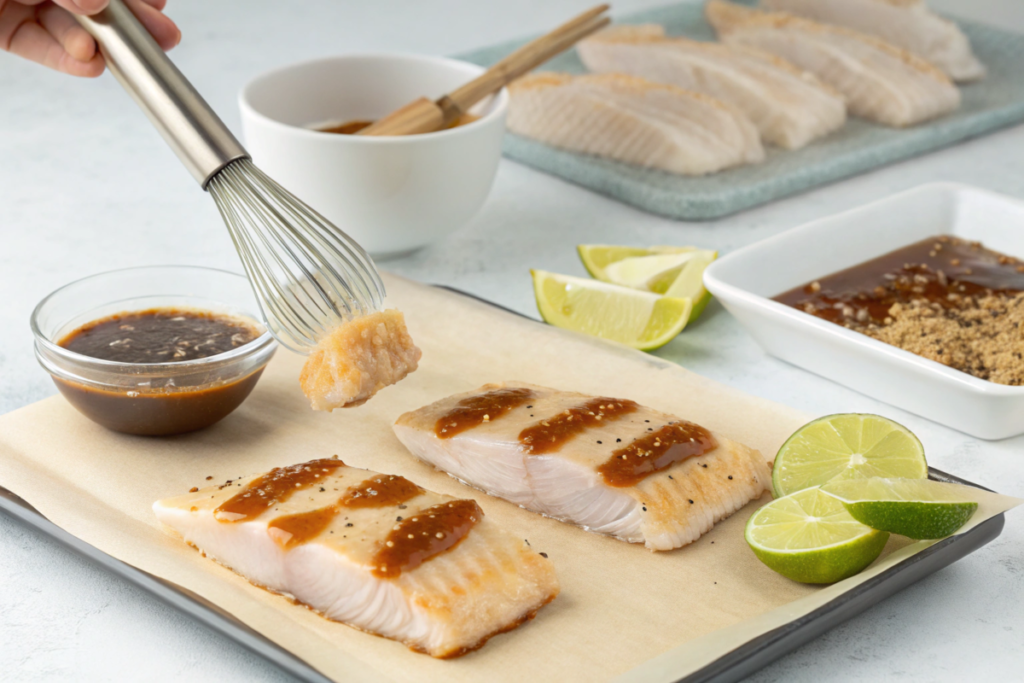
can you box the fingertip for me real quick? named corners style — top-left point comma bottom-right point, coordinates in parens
top-left (71, 0), bottom-right (110, 15)
top-left (163, 24), bottom-right (181, 50)
top-left (65, 29), bottom-right (98, 62)
top-left (62, 53), bottom-right (105, 78)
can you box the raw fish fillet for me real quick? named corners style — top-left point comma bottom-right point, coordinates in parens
top-left (762, 0), bottom-right (985, 81)
top-left (393, 383), bottom-right (771, 552)
top-left (506, 72), bottom-right (764, 175)
top-left (300, 309), bottom-right (422, 411)
top-left (154, 458), bottom-right (558, 658)
top-left (706, 0), bottom-right (961, 127)
top-left (578, 24), bottom-right (846, 149)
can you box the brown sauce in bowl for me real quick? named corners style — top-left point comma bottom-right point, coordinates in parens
top-left (60, 308), bottom-right (258, 363)
top-left (773, 235), bottom-right (1024, 327)
top-left (54, 308), bottom-right (269, 436)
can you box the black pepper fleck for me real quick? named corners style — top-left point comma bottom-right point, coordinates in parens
top-left (539, 552), bottom-right (548, 558)
top-left (345, 523), bottom-right (353, 527)
top-left (727, 476), bottom-right (733, 480)
top-left (688, 499), bottom-right (694, 504)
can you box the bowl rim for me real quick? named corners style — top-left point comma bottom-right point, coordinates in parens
top-left (703, 181), bottom-right (1024, 398)
top-left (31, 264), bottom-right (277, 372)
top-left (238, 52), bottom-right (509, 144)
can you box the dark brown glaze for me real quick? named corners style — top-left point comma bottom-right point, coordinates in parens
top-left (215, 459), bottom-right (344, 523)
top-left (265, 474), bottom-right (423, 549)
top-left (59, 308), bottom-right (259, 364)
top-left (598, 421), bottom-right (717, 488)
top-left (519, 398), bottom-right (638, 455)
top-left (268, 506), bottom-right (338, 549)
top-left (372, 500), bottom-right (483, 579)
top-left (773, 235), bottom-right (1024, 329)
top-left (435, 387), bottom-right (535, 439)
top-left (341, 474), bottom-right (423, 508)
top-left (317, 113), bottom-right (480, 136)
top-left (52, 368), bottom-right (264, 436)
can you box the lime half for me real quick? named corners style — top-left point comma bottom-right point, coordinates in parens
top-left (746, 487), bottom-right (889, 584)
top-left (577, 244), bottom-right (717, 324)
top-left (820, 478), bottom-right (979, 539)
top-left (772, 414), bottom-right (928, 498)
top-left (531, 269), bottom-right (692, 351)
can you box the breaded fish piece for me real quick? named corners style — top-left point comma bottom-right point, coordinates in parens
top-left (153, 458), bottom-right (558, 658)
top-left (706, 0), bottom-right (961, 127)
top-left (393, 382), bottom-right (771, 552)
top-left (299, 309), bottom-right (421, 411)
top-left (578, 24), bottom-right (846, 149)
top-left (762, 0), bottom-right (985, 81)
top-left (507, 72), bottom-right (764, 175)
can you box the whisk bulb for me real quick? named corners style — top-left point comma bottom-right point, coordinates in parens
top-left (208, 159), bottom-right (385, 354)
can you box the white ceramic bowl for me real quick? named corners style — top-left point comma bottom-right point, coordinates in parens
top-left (704, 182), bottom-right (1024, 440)
top-left (239, 54), bottom-right (508, 258)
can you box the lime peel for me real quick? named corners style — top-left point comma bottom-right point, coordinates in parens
top-left (745, 487), bottom-right (889, 584)
top-left (531, 269), bottom-right (692, 351)
top-left (820, 478), bottom-right (980, 539)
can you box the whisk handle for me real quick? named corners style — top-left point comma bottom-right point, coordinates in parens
top-left (75, 0), bottom-right (248, 187)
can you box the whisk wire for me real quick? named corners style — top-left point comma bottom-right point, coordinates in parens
top-left (208, 158), bottom-right (384, 353)
top-left (214, 188), bottom-right (322, 349)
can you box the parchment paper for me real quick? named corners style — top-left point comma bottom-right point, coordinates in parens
top-left (0, 273), bottom-right (1018, 683)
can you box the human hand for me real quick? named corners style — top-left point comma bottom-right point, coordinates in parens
top-left (0, 0), bottom-right (179, 77)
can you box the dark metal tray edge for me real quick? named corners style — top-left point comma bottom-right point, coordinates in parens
top-left (0, 286), bottom-right (1007, 683)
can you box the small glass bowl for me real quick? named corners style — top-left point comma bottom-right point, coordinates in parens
top-left (31, 266), bottom-right (277, 436)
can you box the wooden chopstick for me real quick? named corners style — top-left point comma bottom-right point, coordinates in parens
top-left (445, 10), bottom-right (611, 115)
top-left (358, 5), bottom-right (611, 137)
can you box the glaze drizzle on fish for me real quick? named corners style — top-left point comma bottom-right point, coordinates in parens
top-left (394, 382), bottom-right (771, 552)
top-left (153, 458), bottom-right (558, 657)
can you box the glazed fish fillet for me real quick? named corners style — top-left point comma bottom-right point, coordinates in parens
top-left (300, 309), bottom-right (422, 411)
top-left (393, 383), bottom-right (771, 552)
top-left (578, 24), bottom-right (846, 149)
top-left (507, 72), bottom-right (764, 175)
top-left (154, 458), bottom-right (558, 657)
top-left (707, 0), bottom-right (961, 127)
top-left (762, 0), bottom-right (985, 81)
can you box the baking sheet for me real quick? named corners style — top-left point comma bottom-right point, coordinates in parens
top-left (456, 1), bottom-right (1024, 220)
top-left (0, 274), bottom-right (1018, 683)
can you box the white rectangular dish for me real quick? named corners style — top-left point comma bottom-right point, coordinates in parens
top-left (704, 182), bottom-right (1024, 440)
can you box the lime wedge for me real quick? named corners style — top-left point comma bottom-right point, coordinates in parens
top-left (531, 269), bottom-right (692, 351)
top-left (820, 478), bottom-right (979, 539)
top-left (577, 244), bottom-right (697, 280)
top-left (746, 487), bottom-right (889, 584)
top-left (772, 414), bottom-right (928, 498)
top-left (577, 244), bottom-right (717, 324)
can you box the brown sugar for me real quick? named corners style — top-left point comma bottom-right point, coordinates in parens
top-left (866, 293), bottom-right (1024, 385)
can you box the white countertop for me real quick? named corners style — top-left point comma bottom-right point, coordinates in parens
top-left (2, 1), bottom-right (1022, 680)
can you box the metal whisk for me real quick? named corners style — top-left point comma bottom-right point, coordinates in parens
top-left (75, 0), bottom-right (384, 353)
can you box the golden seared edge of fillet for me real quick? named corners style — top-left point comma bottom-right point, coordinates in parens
top-left (299, 309), bottom-right (422, 411)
